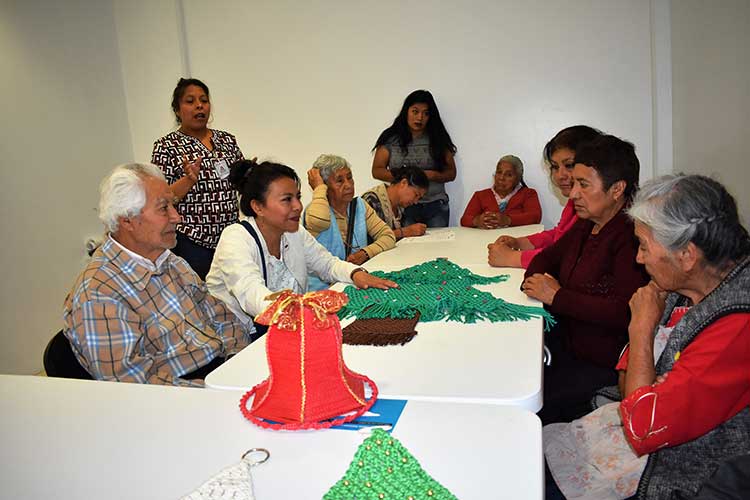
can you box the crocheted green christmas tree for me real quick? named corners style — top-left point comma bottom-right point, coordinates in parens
top-left (339, 258), bottom-right (554, 329)
top-left (324, 428), bottom-right (458, 500)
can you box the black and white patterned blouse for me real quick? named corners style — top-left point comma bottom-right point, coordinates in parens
top-left (152, 129), bottom-right (244, 249)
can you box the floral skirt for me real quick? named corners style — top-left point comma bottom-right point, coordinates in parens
top-left (543, 402), bottom-right (647, 500)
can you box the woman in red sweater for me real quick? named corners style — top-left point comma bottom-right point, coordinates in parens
top-left (460, 155), bottom-right (542, 229)
top-left (522, 134), bottom-right (649, 425)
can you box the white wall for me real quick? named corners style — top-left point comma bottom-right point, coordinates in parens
top-left (118, 0), bottom-right (657, 229)
top-left (671, 0), bottom-right (750, 224)
top-left (2, 0), bottom-right (673, 374)
top-left (0, 0), bottom-right (133, 373)
top-left (114, 0), bottom-right (185, 165)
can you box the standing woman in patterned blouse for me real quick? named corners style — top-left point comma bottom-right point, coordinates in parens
top-left (372, 90), bottom-right (457, 228)
top-left (151, 78), bottom-right (245, 279)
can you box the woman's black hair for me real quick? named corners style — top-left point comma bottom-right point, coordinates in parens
top-left (229, 159), bottom-right (301, 217)
top-left (543, 125), bottom-right (603, 164)
top-left (373, 90), bottom-right (457, 169)
top-left (171, 78), bottom-right (210, 124)
top-left (574, 134), bottom-right (640, 202)
top-left (390, 166), bottom-right (429, 191)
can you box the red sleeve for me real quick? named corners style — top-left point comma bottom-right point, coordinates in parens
top-left (619, 314), bottom-right (750, 456)
top-left (616, 345), bottom-right (630, 371)
top-left (506, 188), bottom-right (542, 226)
top-left (548, 230), bottom-right (646, 330)
top-left (527, 199), bottom-right (576, 249)
top-left (461, 191), bottom-right (487, 227)
top-left (519, 248), bottom-right (542, 269)
top-left (524, 223), bottom-right (569, 278)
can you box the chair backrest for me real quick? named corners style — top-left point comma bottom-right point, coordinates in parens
top-left (43, 331), bottom-right (93, 380)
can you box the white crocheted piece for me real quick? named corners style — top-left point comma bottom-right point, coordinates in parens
top-left (182, 457), bottom-right (257, 500)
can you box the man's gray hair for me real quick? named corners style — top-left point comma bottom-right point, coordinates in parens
top-left (628, 174), bottom-right (750, 267)
top-left (99, 163), bottom-right (166, 233)
top-left (498, 154), bottom-right (524, 181)
top-left (312, 154), bottom-right (351, 183)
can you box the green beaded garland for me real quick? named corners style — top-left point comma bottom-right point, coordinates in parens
top-left (339, 258), bottom-right (554, 330)
top-left (323, 429), bottom-right (458, 500)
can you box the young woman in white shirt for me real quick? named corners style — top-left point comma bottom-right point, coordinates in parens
top-left (206, 160), bottom-right (397, 334)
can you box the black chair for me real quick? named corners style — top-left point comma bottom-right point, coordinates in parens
top-left (43, 330), bottom-right (93, 380)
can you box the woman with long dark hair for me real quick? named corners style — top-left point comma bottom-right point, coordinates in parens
top-left (372, 90), bottom-right (457, 227)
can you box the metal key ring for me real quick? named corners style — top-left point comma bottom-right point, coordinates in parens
top-left (242, 448), bottom-right (270, 464)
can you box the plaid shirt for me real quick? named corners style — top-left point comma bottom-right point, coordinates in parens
top-left (63, 237), bottom-right (252, 387)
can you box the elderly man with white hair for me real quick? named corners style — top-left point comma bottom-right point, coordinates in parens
top-left (63, 163), bottom-right (252, 386)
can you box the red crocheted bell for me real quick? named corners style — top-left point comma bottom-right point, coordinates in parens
top-left (239, 289), bottom-right (378, 430)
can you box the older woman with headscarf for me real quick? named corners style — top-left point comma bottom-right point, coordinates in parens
top-left (461, 154), bottom-right (542, 229)
top-left (543, 174), bottom-right (750, 500)
top-left (304, 154), bottom-right (395, 290)
top-left (522, 134), bottom-right (649, 425)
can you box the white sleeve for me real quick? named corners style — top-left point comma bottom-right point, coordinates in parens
top-left (300, 227), bottom-right (358, 284)
top-left (210, 224), bottom-right (274, 317)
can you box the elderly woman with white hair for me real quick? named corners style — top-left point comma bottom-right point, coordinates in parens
top-left (543, 174), bottom-right (750, 500)
top-left (460, 154), bottom-right (542, 229)
top-left (304, 154), bottom-right (396, 290)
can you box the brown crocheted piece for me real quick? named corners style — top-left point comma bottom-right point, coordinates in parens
top-left (342, 314), bottom-right (420, 346)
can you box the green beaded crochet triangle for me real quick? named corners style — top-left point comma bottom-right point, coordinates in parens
top-left (339, 258), bottom-right (554, 329)
top-left (324, 428), bottom-right (458, 500)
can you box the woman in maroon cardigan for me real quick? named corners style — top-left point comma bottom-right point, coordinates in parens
top-left (460, 155), bottom-right (542, 228)
top-left (522, 135), bottom-right (648, 425)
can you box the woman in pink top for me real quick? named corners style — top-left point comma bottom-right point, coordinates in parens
top-left (487, 125), bottom-right (602, 268)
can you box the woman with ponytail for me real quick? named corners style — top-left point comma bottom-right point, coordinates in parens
top-left (206, 160), bottom-right (397, 338)
top-left (151, 78), bottom-right (246, 279)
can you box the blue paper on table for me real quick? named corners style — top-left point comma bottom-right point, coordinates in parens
top-left (332, 399), bottom-right (407, 433)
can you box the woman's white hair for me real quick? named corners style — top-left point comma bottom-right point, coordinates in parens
top-left (312, 154), bottom-right (351, 183)
top-left (498, 154), bottom-right (524, 180)
top-left (99, 163), bottom-right (165, 232)
top-left (628, 173), bottom-right (750, 267)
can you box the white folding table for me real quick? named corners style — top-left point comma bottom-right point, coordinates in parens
top-left (1, 374), bottom-right (543, 499)
top-left (207, 227), bottom-right (546, 411)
